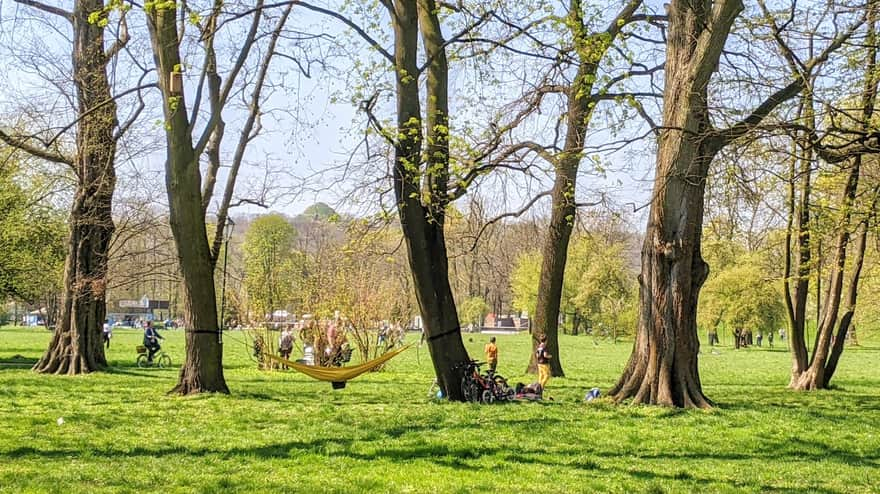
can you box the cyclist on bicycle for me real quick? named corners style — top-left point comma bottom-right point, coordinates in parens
top-left (143, 321), bottom-right (164, 362)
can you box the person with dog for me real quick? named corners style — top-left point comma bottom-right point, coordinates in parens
top-left (484, 337), bottom-right (498, 373)
top-left (536, 334), bottom-right (552, 388)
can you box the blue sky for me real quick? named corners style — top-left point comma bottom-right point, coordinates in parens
top-left (0, 1), bottom-right (671, 227)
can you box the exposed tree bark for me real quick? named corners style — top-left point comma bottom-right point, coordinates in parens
top-left (528, 0), bottom-right (643, 377)
top-left (610, 0), bottom-right (743, 408)
top-left (7, 0), bottom-right (120, 375)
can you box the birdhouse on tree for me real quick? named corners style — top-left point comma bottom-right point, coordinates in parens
top-left (169, 71), bottom-right (183, 94)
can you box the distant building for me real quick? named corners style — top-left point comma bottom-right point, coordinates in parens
top-left (107, 295), bottom-right (170, 326)
top-left (483, 313), bottom-right (529, 331)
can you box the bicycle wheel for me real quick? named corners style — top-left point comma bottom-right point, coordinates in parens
top-left (158, 354), bottom-right (172, 368)
top-left (136, 354), bottom-right (149, 368)
top-left (461, 378), bottom-right (474, 402)
top-left (481, 389), bottom-right (494, 404)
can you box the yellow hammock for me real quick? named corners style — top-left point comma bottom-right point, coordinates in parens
top-left (263, 343), bottom-right (413, 389)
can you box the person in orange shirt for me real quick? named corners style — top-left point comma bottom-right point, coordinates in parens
top-left (484, 337), bottom-right (498, 373)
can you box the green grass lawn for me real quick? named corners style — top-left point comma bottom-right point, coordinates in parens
top-left (0, 326), bottom-right (878, 493)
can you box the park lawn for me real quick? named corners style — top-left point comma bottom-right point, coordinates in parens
top-left (0, 327), bottom-right (878, 494)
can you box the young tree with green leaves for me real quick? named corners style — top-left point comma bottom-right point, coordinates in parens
top-left (699, 253), bottom-right (785, 339)
top-left (243, 214), bottom-right (301, 322)
top-left (511, 235), bottom-right (635, 338)
top-left (0, 154), bottom-right (66, 307)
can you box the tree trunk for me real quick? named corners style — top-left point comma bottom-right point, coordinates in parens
top-left (529, 0), bottom-right (642, 377)
top-left (789, 4), bottom-right (876, 390)
top-left (790, 157), bottom-right (859, 390)
top-left (35, 0), bottom-right (116, 375)
top-left (530, 156), bottom-right (576, 376)
top-left (388, 0), bottom-right (470, 400)
top-left (610, 0), bottom-right (744, 408)
top-left (147, 6), bottom-right (228, 394)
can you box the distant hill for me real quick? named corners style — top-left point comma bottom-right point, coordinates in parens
top-left (298, 202), bottom-right (338, 221)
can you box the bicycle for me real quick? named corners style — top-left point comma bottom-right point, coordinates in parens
top-left (135, 345), bottom-right (172, 368)
top-left (455, 360), bottom-right (514, 403)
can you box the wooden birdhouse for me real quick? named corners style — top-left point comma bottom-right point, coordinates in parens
top-left (169, 71), bottom-right (183, 94)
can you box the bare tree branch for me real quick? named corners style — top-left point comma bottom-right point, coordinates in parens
top-left (0, 130), bottom-right (72, 165)
top-left (13, 0), bottom-right (72, 21)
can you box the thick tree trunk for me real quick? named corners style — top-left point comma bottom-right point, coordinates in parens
top-left (610, 0), bottom-right (743, 408)
top-left (610, 147), bottom-right (714, 408)
top-left (403, 220), bottom-right (470, 399)
top-left (34, 0), bottom-right (116, 375)
top-left (147, 7), bottom-right (228, 394)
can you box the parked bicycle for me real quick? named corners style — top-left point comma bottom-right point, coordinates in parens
top-left (455, 360), bottom-right (515, 404)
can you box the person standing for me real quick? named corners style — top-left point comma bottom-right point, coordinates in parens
top-left (484, 337), bottom-right (498, 373)
top-left (102, 320), bottom-right (112, 349)
top-left (536, 334), bottom-right (552, 389)
top-left (278, 326), bottom-right (294, 364)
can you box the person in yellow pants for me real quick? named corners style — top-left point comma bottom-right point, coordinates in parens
top-left (536, 334), bottom-right (552, 389)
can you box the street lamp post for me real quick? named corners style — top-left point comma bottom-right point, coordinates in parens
top-left (219, 218), bottom-right (235, 344)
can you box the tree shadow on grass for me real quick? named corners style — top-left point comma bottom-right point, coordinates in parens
top-left (716, 391), bottom-right (880, 419)
top-left (0, 355), bottom-right (38, 369)
top-left (1, 431), bottom-right (865, 493)
top-left (103, 367), bottom-right (176, 380)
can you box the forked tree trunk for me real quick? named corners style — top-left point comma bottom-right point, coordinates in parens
top-left (788, 4), bottom-right (876, 390)
top-left (147, 6), bottom-right (228, 394)
top-left (610, 0), bottom-right (743, 408)
top-left (790, 158), bottom-right (864, 390)
top-left (390, 0), bottom-right (470, 400)
top-left (35, 0), bottom-right (116, 375)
